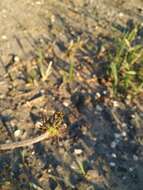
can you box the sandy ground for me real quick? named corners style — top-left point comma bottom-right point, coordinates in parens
top-left (0, 0), bottom-right (143, 62)
top-left (0, 1), bottom-right (143, 190)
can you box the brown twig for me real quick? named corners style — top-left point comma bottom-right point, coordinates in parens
top-left (0, 131), bottom-right (52, 151)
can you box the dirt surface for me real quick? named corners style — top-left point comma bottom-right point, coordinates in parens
top-left (0, 1), bottom-right (143, 190)
top-left (1, 0), bottom-right (143, 61)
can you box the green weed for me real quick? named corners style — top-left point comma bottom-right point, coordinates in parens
top-left (61, 38), bottom-right (84, 83)
top-left (21, 49), bottom-right (52, 85)
top-left (107, 26), bottom-right (143, 97)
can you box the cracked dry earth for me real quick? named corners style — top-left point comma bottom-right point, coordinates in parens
top-left (0, 0), bottom-right (143, 190)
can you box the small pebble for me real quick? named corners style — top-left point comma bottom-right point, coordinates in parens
top-left (109, 162), bottom-right (116, 167)
top-left (36, 1), bottom-right (43, 5)
top-left (1, 35), bottom-right (7, 40)
top-left (122, 123), bottom-right (127, 127)
top-left (133, 155), bottom-right (138, 161)
top-left (35, 121), bottom-right (43, 128)
top-left (110, 141), bottom-right (117, 149)
top-left (95, 92), bottom-right (101, 99)
top-left (118, 12), bottom-right (124, 17)
top-left (111, 153), bottom-right (117, 158)
top-left (122, 131), bottom-right (127, 137)
top-left (102, 90), bottom-right (107, 95)
top-left (113, 101), bottom-right (119, 108)
top-left (129, 167), bottom-right (134, 172)
top-left (96, 105), bottom-right (103, 112)
top-left (71, 164), bottom-right (77, 170)
top-left (131, 114), bottom-right (135, 118)
top-left (51, 15), bottom-right (55, 23)
top-left (63, 100), bottom-right (71, 107)
top-left (14, 55), bottom-right (20, 63)
top-left (114, 133), bottom-right (121, 139)
top-left (122, 176), bottom-right (127, 180)
top-left (48, 169), bottom-right (52, 173)
top-left (74, 148), bottom-right (83, 155)
top-left (40, 89), bottom-right (45, 95)
top-left (14, 129), bottom-right (23, 138)
top-left (32, 151), bottom-right (35, 155)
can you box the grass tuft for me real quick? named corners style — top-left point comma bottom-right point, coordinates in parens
top-left (107, 25), bottom-right (143, 97)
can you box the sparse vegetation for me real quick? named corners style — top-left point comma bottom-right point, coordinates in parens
top-left (36, 49), bottom-right (53, 82)
top-left (107, 26), bottom-right (143, 97)
top-left (1, 1), bottom-right (143, 190)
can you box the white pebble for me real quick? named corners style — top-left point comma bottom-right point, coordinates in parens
top-left (109, 162), bottom-right (116, 167)
top-left (14, 56), bottom-right (20, 63)
top-left (129, 167), bottom-right (134, 172)
top-left (95, 92), bottom-right (101, 99)
top-left (118, 12), bottom-right (124, 17)
top-left (113, 101), bottom-right (119, 108)
top-left (36, 1), bottom-right (42, 5)
top-left (103, 90), bottom-right (107, 95)
top-left (32, 151), bottom-right (35, 155)
top-left (74, 149), bottom-right (83, 155)
top-left (122, 123), bottom-right (127, 127)
top-left (133, 155), bottom-right (138, 161)
top-left (35, 121), bottom-right (43, 128)
top-left (111, 153), bottom-right (117, 158)
top-left (14, 129), bottom-right (23, 138)
top-left (114, 133), bottom-right (121, 139)
top-left (51, 15), bottom-right (55, 23)
top-left (122, 131), bottom-right (127, 137)
top-left (63, 100), bottom-right (71, 107)
top-left (131, 114), bottom-right (135, 118)
top-left (110, 141), bottom-right (117, 149)
top-left (1, 35), bottom-right (7, 40)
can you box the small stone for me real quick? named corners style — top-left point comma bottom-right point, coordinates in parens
top-left (48, 169), bottom-right (52, 173)
top-left (122, 176), bottom-right (127, 180)
top-left (118, 12), bottom-right (124, 17)
top-left (113, 101), bottom-right (119, 108)
top-left (122, 131), bottom-right (127, 137)
top-left (1, 35), bottom-right (7, 40)
top-left (95, 92), bottom-right (101, 99)
top-left (111, 153), bottom-right (117, 158)
top-left (71, 163), bottom-right (77, 170)
top-left (51, 15), bottom-right (55, 23)
top-left (96, 105), bottom-right (103, 112)
top-left (74, 148), bottom-right (83, 155)
top-left (36, 1), bottom-right (42, 5)
top-left (129, 167), bottom-right (134, 172)
top-left (32, 151), bottom-right (35, 155)
top-left (131, 114), bottom-right (135, 118)
top-left (114, 133), bottom-right (121, 138)
top-left (63, 100), bottom-right (71, 107)
top-left (133, 155), bottom-right (138, 161)
top-left (122, 123), bottom-right (127, 127)
top-left (109, 162), bottom-right (116, 167)
top-left (40, 89), bottom-right (45, 95)
top-left (110, 141), bottom-right (117, 149)
top-left (14, 55), bottom-right (20, 63)
top-left (35, 121), bottom-right (43, 128)
top-left (14, 129), bottom-right (23, 138)
top-left (102, 90), bottom-right (107, 95)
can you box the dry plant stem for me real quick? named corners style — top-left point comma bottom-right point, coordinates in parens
top-left (0, 131), bottom-right (51, 151)
top-left (133, 99), bottom-right (143, 112)
top-left (111, 109), bottom-right (122, 129)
